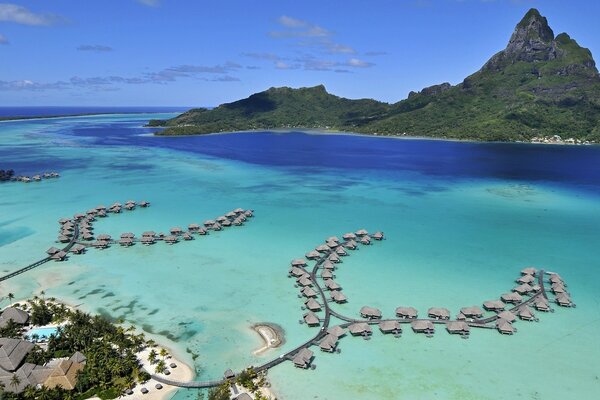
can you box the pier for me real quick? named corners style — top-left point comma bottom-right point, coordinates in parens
top-left (144, 229), bottom-right (574, 389)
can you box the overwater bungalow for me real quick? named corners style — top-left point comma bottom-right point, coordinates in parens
top-left (343, 233), bottom-right (356, 240)
top-left (372, 231), bottom-right (384, 240)
top-left (203, 220), bottom-right (216, 227)
top-left (216, 216), bottom-right (227, 223)
top-left (305, 298), bottom-right (321, 312)
top-left (360, 236), bottom-right (371, 245)
top-left (327, 325), bottom-right (348, 338)
top-left (73, 213), bottom-right (86, 220)
top-left (124, 203), bottom-right (136, 211)
top-left (322, 260), bottom-right (335, 270)
top-left (348, 322), bottom-right (372, 336)
top-left (70, 244), bottom-right (86, 255)
top-left (379, 320), bottom-right (402, 334)
top-left (233, 208), bottom-right (245, 214)
top-left (517, 306), bottom-right (537, 321)
top-left (305, 250), bottom-right (321, 260)
top-left (551, 283), bottom-right (566, 294)
top-left (497, 310), bottom-right (516, 322)
top-left (292, 348), bottom-right (314, 369)
top-left (460, 306), bottom-right (484, 318)
top-left (319, 334), bottom-right (338, 352)
top-left (141, 237), bottom-right (155, 245)
top-left (549, 274), bottom-right (563, 284)
top-left (335, 247), bottom-right (348, 256)
top-left (328, 253), bottom-right (341, 263)
top-left (501, 292), bottom-right (523, 304)
top-left (197, 227), bottom-right (208, 235)
top-left (82, 233), bottom-right (94, 241)
top-left (517, 274), bottom-right (535, 284)
top-left (62, 223), bottom-right (75, 231)
top-left (170, 227), bottom-right (183, 235)
top-left (324, 279), bottom-right (341, 291)
top-left (164, 235), bottom-right (179, 244)
top-left (298, 276), bottom-right (313, 287)
top-left (46, 247), bottom-right (60, 256)
top-left (411, 320), bottom-right (434, 334)
top-left (142, 231), bottom-right (156, 238)
top-left (60, 230), bottom-right (73, 238)
top-left (244, 210), bottom-right (253, 217)
top-left (188, 224), bottom-right (200, 231)
top-left (330, 291), bottom-right (347, 303)
top-left (51, 251), bottom-right (67, 261)
top-left (446, 321), bottom-right (470, 335)
top-left (496, 319), bottom-right (515, 335)
top-left (483, 300), bottom-right (506, 311)
top-left (237, 213), bottom-right (247, 222)
top-left (97, 234), bottom-right (111, 241)
top-left (303, 312), bottom-right (320, 326)
top-left (555, 293), bottom-right (574, 307)
top-left (355, 229), bottom-right (369, 236)
top-left (110, 206), bottom-right (122, 213)
top-left (97, 210), bottom-right (107, 217)
top-left (230, 218), bottom-right (241, 226)
top-left (301, 287), bottom-right (318, 298)
top-left (91, 241), bottom-right (109, 249)
top-left (427, 307), bottom-right (450, 320)
top-left (395, 307), bottom-right (418, 319)
top-left (181, 233), bottom-right (192, 240)
top-left (120, 233), bottom-right (135, 239)
top-left (58, 218), bottom-right (71, 225)
top-left (32, 175), bottom-right (41, 181)
top-left (326, 240), bottom-right (338, 249)
top-left (456, 312), bottom-right (467, 320)
top-left (58, 235), bottom-right (71, 243)
top-left (225, 211), bottom-right (237, 218)
top-left (513, 283), bottom-right (534, 295)
top-left (343, 240), bottom-right (357, 250)
top-left (95, 205), bottom-right (107, 211)
top-left (85, 209), bottom-right (97, 216)
top-left (119, 238), bottom-right (134, 247)
top-left (521, 267), bottom-right (537, 276)
top-left (138, 201), bottom-right (150, 207)
top-left (212, 222), bottom-right (222, 231)
top-left (533, 297), bottom-right (551, 312)
top-left (291, 259), bottom-right (307, 267)
top-left (315, 244), bottom-right (330, 252)
top-left (360, 306), bottom-right (382, 319)
top-left (289, 267), bottom-right (305, 277)
top-left (321, 270), bottom-right (334, 279)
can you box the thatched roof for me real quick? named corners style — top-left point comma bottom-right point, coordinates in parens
top-left (459, 306), bottom-right (484, 318)
top-left (0, 307), bottom-right (29, 325)
top-left (427, 307), bottom-right (450, 319)
top-left (327, 325), bottom-right (348, 338)
top-left (0, 338), bottom-right (34, 371)
top-left (348, 322), bottom-right (371, 335)
top-left (360, 306), bottom-right (382, 319)
top-left (446, 321), bottom-right (470, 334)
top-left (303, 312), bottom-right (320, 326)
top-left (44, 359), bottom-right (84, 390)
top-left (378, 320), bottom-right (401, 333)
top-left (395, 307), bottom-right (418, 318)
top-left (483, 300), bottom-right (506, 311)
top-left (411, 320), bottom-right (434, 332)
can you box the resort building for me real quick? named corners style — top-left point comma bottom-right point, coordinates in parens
top-left (460, 306), bottom-right (484, 318)
top-left (0, 338), bottom-right (34, 371)
top-left (327, 326), bottom-right (348, 338)
top-left (0, 307), bottom-right (29, 328)
top-left (496, 319), bottom-right (515, 335)
top-left (303, 312), bottom-right (320, 326)
top-left (501, 292), bottom-right (523, 304)
top-left (395, 307), bottom-right (418, 319)
top-left (378, 320), bottom-right (402, 334)
top-left (445, 321), bottom-right (470, 335)
top-left (43, 354), bottom-right (86, 390)
top-left (411, 320), bottom-right (435, 334)
top-left (348, 322), bottom-right (372, 336)
top-left (292, 348), bottom-right (314, 369)
top-left (483, 300), bottom-right (506, 311)
top-left (330, 291), bottom-right (347, 303)
top-left (360, 306), bottom-right (382, 319)
top-left (427, 307), bottom-right (450, 320)
top-left (319, 334), bottom-right (338, 352)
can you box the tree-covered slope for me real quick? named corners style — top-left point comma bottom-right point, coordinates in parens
top-left (155, 9), bottom-right (600, 141)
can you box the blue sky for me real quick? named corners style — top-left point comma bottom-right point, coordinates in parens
top-left (0, 0), bottom-right (598, 107)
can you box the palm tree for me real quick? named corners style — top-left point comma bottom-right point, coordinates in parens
top-left (40, 290), bottom-right (45, 300)
top-left (148, 349), bottom-right (157, 365)
top-left (155, 360), bottom-right (167, 374)
top-left (7, 292), bottom-right (15, 304)
top-left (10, 373), bottom-right (21, 392)
top-left (159, 348), bottom-right (168, 361)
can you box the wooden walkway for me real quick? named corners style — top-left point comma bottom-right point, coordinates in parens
top-left (0, 225), bottom-right (79, 282)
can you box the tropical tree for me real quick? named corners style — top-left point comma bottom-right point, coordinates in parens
top-left (159, 348), bottom-right (168, 360)
top-left (148, 349), bottom-right (157, 365)
top-left (155, 360), bottom-right (166, 374)
top-left (9, 373), bottom-right (20, 392)
top-left (7, 293), bottom-right (14, 304)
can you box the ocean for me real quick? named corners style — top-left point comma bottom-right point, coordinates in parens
top-left (1, 111), bottom-right (599, 399)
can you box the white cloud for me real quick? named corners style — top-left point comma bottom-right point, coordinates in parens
top-left (278, 15), bottom-right (307, 28)
top-left (136, 0), bottom-right (160, 7)
top-left (0, 33), bottom-right (8, 44)
top-left (270, 15), bottom-right (331, 38)
top-left (347, 58), bottom-right (374, 68)
top-left (0, 3), bottom-right (63, 26)
top-left (0, 79), bottom-right (68, 90)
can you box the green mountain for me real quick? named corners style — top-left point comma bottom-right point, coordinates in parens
top-left (155, 9), bottom-right (600, 142)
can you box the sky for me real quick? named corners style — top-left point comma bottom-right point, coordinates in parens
top-left (0, 0), bottom-right (599, 107)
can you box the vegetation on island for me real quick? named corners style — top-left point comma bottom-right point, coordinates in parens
top-left (154, 9), bottom-right (600, 143)
top-left (0, 298), bottom-right (152, 400)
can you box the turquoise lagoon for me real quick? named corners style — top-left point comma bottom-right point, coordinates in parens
top-left (0, 113), bottom-right (599, 399)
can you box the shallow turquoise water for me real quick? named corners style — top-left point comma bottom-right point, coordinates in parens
top-left (1, 114), bottom-right (599, 399)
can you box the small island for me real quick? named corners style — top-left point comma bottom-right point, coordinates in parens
top-left (151, 9), bottom-right (600, 144)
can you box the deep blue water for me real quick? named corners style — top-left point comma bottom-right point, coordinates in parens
top-left (3, 114), bottom-right (600, 194)
top-left (0, 106), bottom-right (187, 117)
top-left (66, 118), bottom-right (600, 192)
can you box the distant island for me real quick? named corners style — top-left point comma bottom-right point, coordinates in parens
top-left (151, 9), bottom-right (600, 143)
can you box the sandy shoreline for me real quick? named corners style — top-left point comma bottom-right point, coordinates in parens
top-left (251, 322), bottom-right (285, 355)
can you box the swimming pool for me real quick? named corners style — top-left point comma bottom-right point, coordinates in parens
top-left (26, 326), bottom-right (59, 341)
